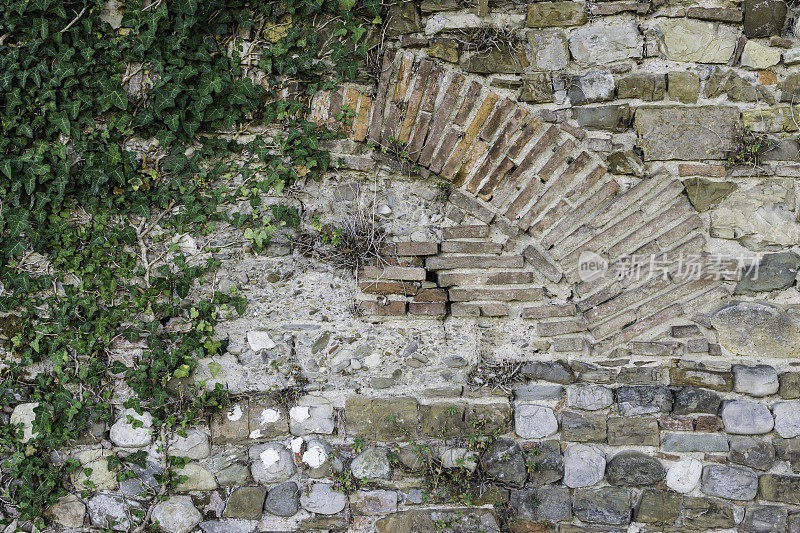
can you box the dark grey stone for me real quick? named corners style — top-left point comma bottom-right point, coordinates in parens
top-left (264, 481), bottom-right (299, 517)
top-left (743, 0), bottom-right (787, 37)
top-left (561, 409), bottom-right (607, 442)
top-left (572, 487), bottom-right (631, 526)
top-left (740, 505), bottom-right (788, 533)
top-left (605, 451), bottom-right (665, 486)
top-left (729, 436), bottom-right (775, 471)
top-left (672, 387), bottom-right (722, 415)
top-left (615, 386), bottom-right (672, 416)
top-left (480, 438), bottom-right (527, 488)
top-left (510, 486), bottom-right (572, 523)
top-left (735, 253), bottom-right (800, 295)
top-left (521, 360), bottom-right (573, 384)
top-left (525, 440), bottom-right (563, 485)
top-left (572, 104), bottom-right (631, 132)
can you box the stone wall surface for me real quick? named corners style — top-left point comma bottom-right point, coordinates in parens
top-left (27, 0), bottom-right (800, 531)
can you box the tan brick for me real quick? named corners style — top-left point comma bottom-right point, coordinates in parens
top-left (368, 50), bottom-right (398, 144)
top-left (417, 73), bottom-right (466, 165)
top-left (538, 139), bottom-right (576, 181)
top-left (360, 281), bottom-right (419, 296)
top-left (522, 244), bottom-right (562, 283)
top-left (585, 276), bottom-right (672, 325)
top-left (429, 128), bottom-right (460, 174)
top-left (576, 282), bottom-right (622, 312)
top-left (248, 399), bottom-right (289, 440)
top-left (346, 396), bottom-right (419, 440)
top-left (342, 88), bottom-right (360, 137)
top-left (442, 224), bottom-right (489, 239)
top-left (451, 302), bottom-right (509, 316)
top-left (413, 288), bottom-right (448, 302)
top-left (507, 117), bottom-right (543, 160)
top-left (407, 111), bottom-right (432, 160)
top-left (438, 271), bottom-right (535, 286)
top-left (453, 140), bottom-right (489, 188)
top-left (590, 169), bottom-right (667, 229)
top-left (590, 308), bottom-right (637, 339)
top-left (211, 403), bottom-right (250, 444)
top-left (358, 299), bottom-right (407, 316)
top-left (537, 319), bottom-right (588, 336)
top-left (385, 242), bottom-right (439, 256)
top-left (543, 179), bottom-right (618, 249)
top-left (450, 288), bottom-right (545, 301)
top-left (398, 59), bottom-right (434, 143)
top-left (519, 150), bottom-right (589, 231)
top-left (354, 93), bottom-right (372, 142)
top-left (359, 265), bottom-right (427, 281)
top-left (611, 303), bottom-right (683, 345)
top-left (442, 91), bottom-right (501, 179)
top-left (522, 303), bottom-right (576, 319)
top-left (498, 126), bottom-right (560, 213)
top-left (409, 301), bottom-right (447, 315)
top-left (479, 98), bottom-right (516, 142)
top-left (448, 190), bottom-right (495, 223)
top-left (392, 51), bottom-right (415, 102)
top-left (560, 211), bottom-right (645, 267)
top-left (427, 255), bottom-right (524, 270)
top-left (381, 102), bottom-right (402, 144)
top-left (421, 64), bottom-right (445, 113)
top-left (477, 157), bottom-right (516, 200)
top-left (441, 241), bottom-right (502, 254)
top-left (419, 403), bottom-right (466, 438)
top-left (453, 81), bottom-right (483, 126)
top-left (565, 165), bottom-right (608, 203)
top-left (560, 121), bottom-right (586, 139)
top-left (468, 106), bottom-right (529, 195)
top-left (328, 86), bottom-right (344, 125)
top-left (657, 215), bottom-right (702, 248)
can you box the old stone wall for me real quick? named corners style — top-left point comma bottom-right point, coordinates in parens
top-left (29, 0), bottom-right (800, 531)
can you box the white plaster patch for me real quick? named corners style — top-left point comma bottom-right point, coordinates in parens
top-left (247, 330), bottom-right (276, 352)
top-left (260, 408), bottom-right (280, 425)
top-left (249, 429), bottom-right (263, 439)
top-left (291, 437), bottom-right (304, 453)
top-left (302, 446), bottom-right (327, 468)
top-left (290, 406), bottom-right (310, 422)
top-left (227, 405), bottom-right (243, 421)
top-left (260, 448), bottom-right (280, 469)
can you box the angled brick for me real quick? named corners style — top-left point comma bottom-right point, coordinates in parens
top-left (398, 59), bottom-right (434, 143)
top-left (417, 73), bottom-right (466, 165)
top-left (438, 271), bottom-right (535, 286)
top-left (367, 49), bottom-right (398, 144)
top-left (442, 224), bottom-right (489, 239)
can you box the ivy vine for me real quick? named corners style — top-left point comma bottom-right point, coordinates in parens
top-left (0, 0), bottom-right (384, 526)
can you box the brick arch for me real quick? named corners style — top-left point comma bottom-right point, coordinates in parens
top-left (311, 48), bottom-right (728, 353)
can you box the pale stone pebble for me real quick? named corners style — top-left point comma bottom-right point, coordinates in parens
top-left (721, 400), bottom-right (774, 434)
top-left (566, 384), bottom-right (613, 410)
top-left (773, 401), bottom-right (800, 438)
top-left (666, 458), bottom-right (703, 493)
top-left (151, 495), bottom-right (202, 533)
top-left (514, 404), bottom-right (559, 438)
top-left (10, 402), bottom-right (39, 443)
top-left (299, 482), bottom-right (347, 515)
top-left (734, 365), bottom-right (779, 397)
top-left (109, 408), bottom-right (153, 447)
top-left (563, 444), bottom-right (606, 488)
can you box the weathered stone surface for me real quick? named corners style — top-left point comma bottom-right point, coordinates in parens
top-left (780, 372), bottom-right (800, 399)
top-left (174, 463), bottom-right (218, 492)
top-left (465, 47), bottom-right (528, 75)
top-left (198, 520), bottom-right (256, 533)
top-left (223, 487), bottom-right (267, 519)
top-left (212, 403), bottom-right (249, 444)
top-left (682, 496), bottom-right (736, 530)
top-left (635, 106), bottom-right (739, 160)
top-left (657, 18), bottom-right (739, 63)
top-left (247, 400), bottom-right (289, 440)
top-left (732, 364), bottom-right (779, 397)
top-left (10, 402), bottom-right (39, 443)
top-left (712, 302), bottom-right (800, 358)
top-left (110, 408), bottom-right (153, 447)
top-left (375, 509), bottom-right (500, 533)
top-left (741, 40), bottom-right (782, 69)
top-left (616, 386), bottom-right (672, 416)
top-left (617, 73), bottom-right (666, 101)
top-left (735, 253), bottom-right (800, 295)
top-left (300, 482), bottom-right (347, 515)
top-left (606, 451), bottom-right (664, 487)
top-left (668, 71), bottom-right (700, 103)
top-left (662, 432), bottom-right (729, 452)
top-left (701, 464), bottom-right (758, 500)
top-left (563, 444), bottom-right (605, 488)
top-left (722, 400), bottom-right (774, 434)
top-left (773, 401), bottom-right (800, 438)
top-left (346, 396), bottom-right (418, 441)
top-left (73, 449), bottom-right (119, 491)
top-left (88, 494), bottom-right (142, 531)
top-left (249, 443), bottom-right (295, 484)
top-left (567, 384), bottom-right (613, 410)
top-left (528, 29), bottom-right (569, 71)
top-left (384, 2), bottom-right (421, 37)
top-left (729, 436), bottom-right (775, 470)
top-left (521, 360), bottom-right (573, 383)
top-left (480, 438), bottom-right (527, 487)
top-left (289, 395), bottom-right (335, 435)
top-left (704, 67), bottom-right (773, 103)
top-left (666, 458), bottom-right (703, 493)
top-left (607, 416), bottom-right (659, 446)
top-left (518, 73), bottom-right (554, 103)
top-left (564, 70), bottom-right (615, 105)
top-left (635, 489), bottom-right (682, 525)
top-left (514, 404), bottom-right (558, 438)
top-left (572, 487), bottom-right (631, 525)
top-left (526, 440), bottom-right (564, 485)
top-left (46, 495), bottom-right (86, 529)
top-left (351, 447), bottom-right (391, 479)
top-left (671, 367), bottom-right (734, 392)
top-left (264, 481), bottom-right (299, 517)
top-left (572, 104), bottom-right (630, 131)
top-left (743, 0), bottom-right (787, 37)
top-left (350, 490), bottom-right (398, 515)
top-left (740, 505), bottom-right (788, 533)
top-left (511, 486), bottom-right (572, 523)
top-left (169, 429), bottom-right (211, 459)
top-left (672, 388), bottom-right (721, 416)
top-left (420, 403), bottom-right (466, 438)
top-left (778, 73), bottom-right (800, 104)
top-left (428, 39), bottom-right (459, 63)
top-left (562, 409), bottom-right (606, 442)
top-left (683, 178), bottom-right (736, 212)
top-left (568, 16), bottom-right (643, 65)
top-left (527, 2), bottom-right (588, 27)
top-left (759, 474), bottom-right (800, 504)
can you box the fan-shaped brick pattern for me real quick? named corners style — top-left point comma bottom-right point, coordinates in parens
top-left (309, 49), bottom-right (729, 352)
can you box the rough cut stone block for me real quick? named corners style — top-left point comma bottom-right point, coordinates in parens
top-left (635, 105), bottom-right (739, 160)
top-left (568, 16), bottom-right (643, 64)
top-left (662, 432), bottom-right (729, 452)
top-left (572, 487), bottom-right (631, 525)
top-left (701, 464), bottom-right (759, 500)
top-left (527, 1), bottom-right (588, 27)
top-left (759, 474), bottom-right (800, 504)
top-left (561, 410), bottom-right (607, 442)
top-left (657, 18), bottom-right (739, 63)
top-left (682, 496), bottom-right (736, 530)
top-left (607, 416), bottom-right (659, 446)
